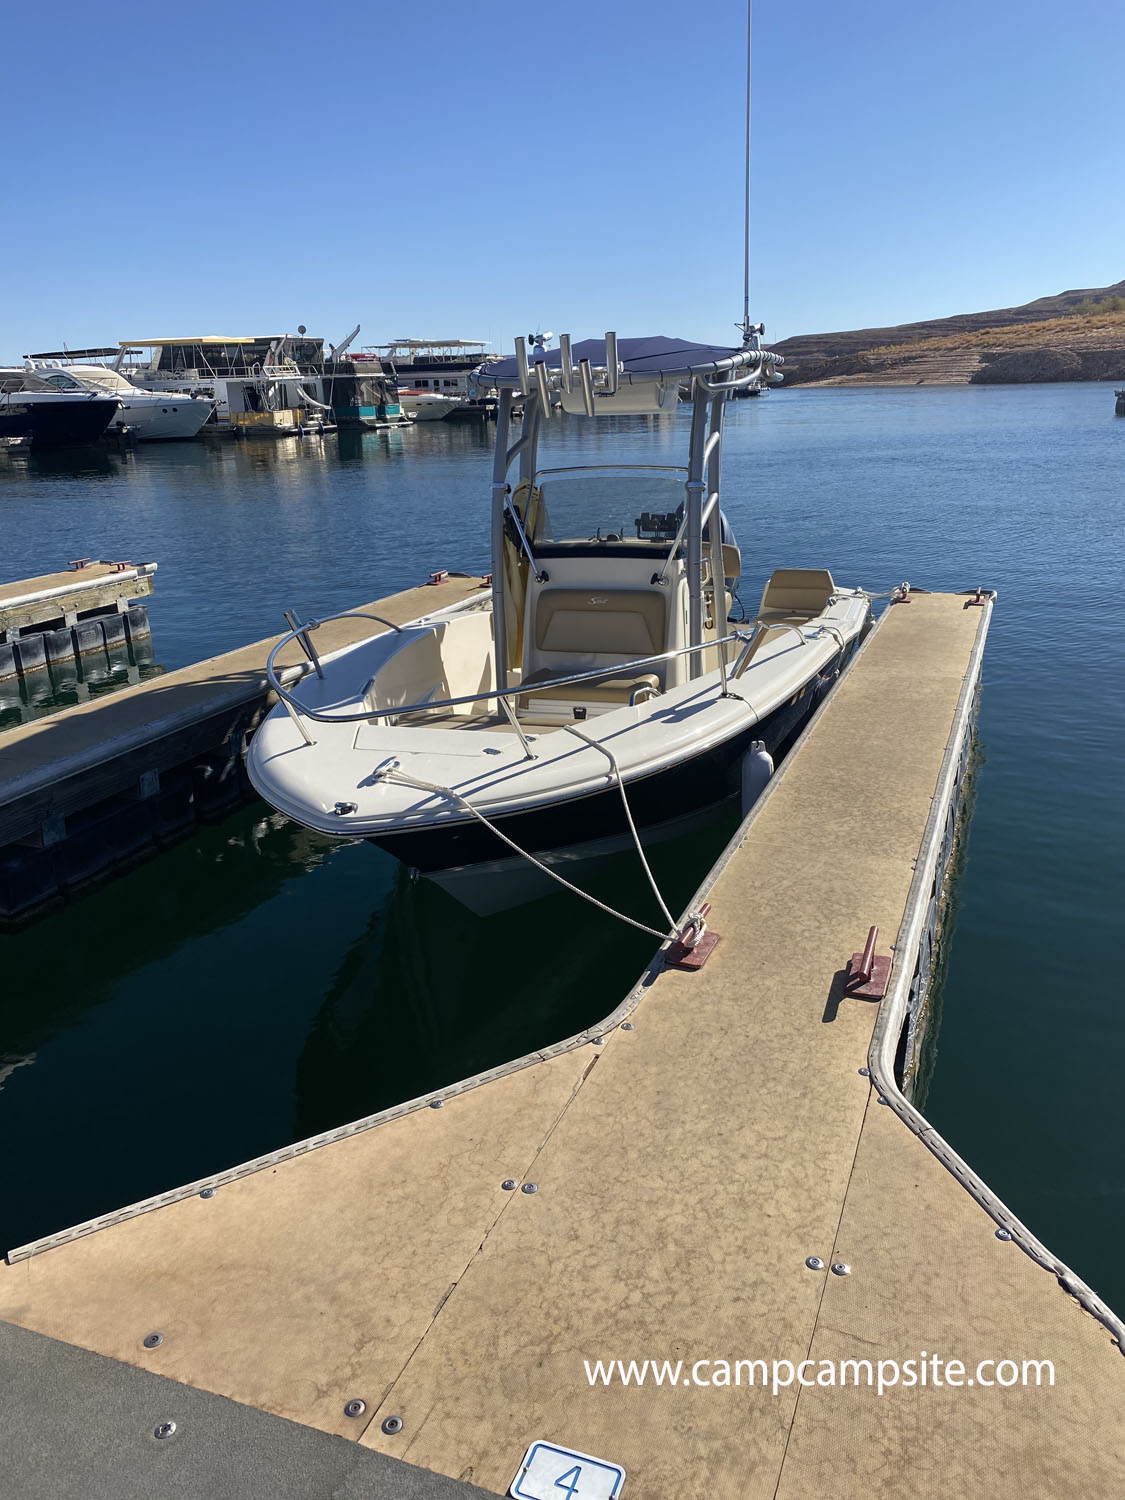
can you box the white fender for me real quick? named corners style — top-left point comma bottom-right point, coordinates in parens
top-left (740, 739), bottom-right (774, 817)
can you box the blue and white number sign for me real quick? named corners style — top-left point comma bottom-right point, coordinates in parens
top-left (510, 1440), bottom-right (625, 1500)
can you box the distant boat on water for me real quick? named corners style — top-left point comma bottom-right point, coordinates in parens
top-left (26, 350), bottom-right (214, 440)
top-left (369, 338), bottom-right (502, 421)
top-left (0, 368), bottom-right (119, 449)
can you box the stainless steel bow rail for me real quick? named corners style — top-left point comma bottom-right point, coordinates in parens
top-left (264, 610), bottom-right (843, 750)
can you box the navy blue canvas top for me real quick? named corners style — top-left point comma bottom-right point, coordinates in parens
top-left (486, 336), bottom-right (754, 385)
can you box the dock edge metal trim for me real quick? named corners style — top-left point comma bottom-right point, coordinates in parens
top-left (867, 593), bottom-right (1125, 1352)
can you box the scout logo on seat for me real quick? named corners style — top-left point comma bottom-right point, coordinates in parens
top-left (587, 595), bottom-right (609, 605)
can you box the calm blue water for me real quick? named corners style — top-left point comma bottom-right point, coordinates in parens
top-left (1, 387), bottom-right (1122, 1309)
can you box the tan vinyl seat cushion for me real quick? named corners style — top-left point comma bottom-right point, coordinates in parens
top-left (521, 668), bottom-right (661, 705)
top-left (756, 568), bottom-right (836, 626)
top-left (534, 589), bottom-right (666, 656)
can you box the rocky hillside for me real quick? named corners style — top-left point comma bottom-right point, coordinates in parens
top-left (773, 282), bottom-right (1125, 386)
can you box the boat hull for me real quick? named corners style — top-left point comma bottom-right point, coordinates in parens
top-left (365, 648), bottom-right (845, 873)
top-left (425, 797), bottom-right (736, 915)
top-left (0, 396), bottom-right (118, 448)
top-left (400, 394), bottom-right (462, 421)
top-left (109, 395), bottom-right (213, 441)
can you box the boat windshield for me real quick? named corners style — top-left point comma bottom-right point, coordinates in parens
top-left (19, 371), bottom-right (86, 393)
top-left (32, 366), bottom-right (131, 394)
top-left (530, 466), bottom-right (688, 544)
top-left (65, 366), bottom-right (133, 394)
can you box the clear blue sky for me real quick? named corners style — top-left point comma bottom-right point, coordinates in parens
top-left (3, 0), bottom-right (1121, 363)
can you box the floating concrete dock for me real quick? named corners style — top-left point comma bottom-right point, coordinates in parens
top-left (0, 572), bottom-right (486, 924)
top-left (1, 588), bottom-right (1121, 1497)
top-left (0, 561), bottom-right (156, 682)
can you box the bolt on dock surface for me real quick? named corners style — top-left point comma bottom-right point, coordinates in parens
top-left (1, 591), bottom-right (1120, 1498)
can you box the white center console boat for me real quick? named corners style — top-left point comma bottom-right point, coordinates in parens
top-left (247, 334), bottom-right (872, 910)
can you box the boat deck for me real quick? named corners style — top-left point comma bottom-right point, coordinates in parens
top-left (1, 590), bottom-right (1120, 1497)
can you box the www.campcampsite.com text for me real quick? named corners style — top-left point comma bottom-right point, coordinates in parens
top-left (583, 1355), bottom-right (1055, 1398)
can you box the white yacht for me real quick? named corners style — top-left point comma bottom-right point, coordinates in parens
top-left (397, 388), bottom-right (466, 422)
top-left (27, 351), bottom-right (214, 440)
top-left (247, 334), bottom-right (872, 913)
top-left (373, 339), bottom-right (501, 421)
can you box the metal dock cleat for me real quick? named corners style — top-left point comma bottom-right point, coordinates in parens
top-left (844, 925), bottom-right (892, 999)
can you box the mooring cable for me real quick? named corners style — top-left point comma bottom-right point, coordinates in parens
top-left (562, 723), bottom-right (683, 937)
top-left (377, 761), bottom-right (685, 943)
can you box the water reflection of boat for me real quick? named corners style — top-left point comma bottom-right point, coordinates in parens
top-left (291, 815), bottom-right (735, 1140)
top-left (250, 334), bottom-right (872, 909)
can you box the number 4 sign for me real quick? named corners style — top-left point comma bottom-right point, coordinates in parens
top-left (510, 1440), bottom-right (626, 1500)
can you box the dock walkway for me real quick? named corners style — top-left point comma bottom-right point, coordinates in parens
top-left (1, 592), bottom-right (1121, 1497)
top-left (0, 561), bottom-right (156, 634)
top-left (0, 574), bottom-right (485, 919)
top-left (0, 561), bottom-right (158, 684)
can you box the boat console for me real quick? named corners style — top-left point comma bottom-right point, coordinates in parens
top-left (248, 330), bottom-right (871, 903)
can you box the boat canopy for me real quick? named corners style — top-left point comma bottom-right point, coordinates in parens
top-left (28, 348), bottom-right (118, 361)
top-left (119, 337), bottom-right (261, 346)
top-left (383, 338), bottom-right (491, 350)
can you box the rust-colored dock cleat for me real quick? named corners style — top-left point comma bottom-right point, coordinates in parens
top-left (665, 903), bottom-right (721, 970)
top-left (844, 924), bottom-right (892, 999)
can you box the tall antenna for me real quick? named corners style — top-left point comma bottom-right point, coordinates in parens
top-left (738, 0), bottom-right (763, 350)
top-left (742, 0), bottom-right (752, 342)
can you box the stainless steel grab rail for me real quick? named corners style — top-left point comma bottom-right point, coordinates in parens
top-left (264, 611), bottom-right (755, 729)
top-left (730, 621), bottom-right (815, 678)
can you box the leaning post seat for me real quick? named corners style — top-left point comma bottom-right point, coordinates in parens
top-left (755, 568), bottom-right (837, 627)
top-left (518, 586), bottom-right (668, 716)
